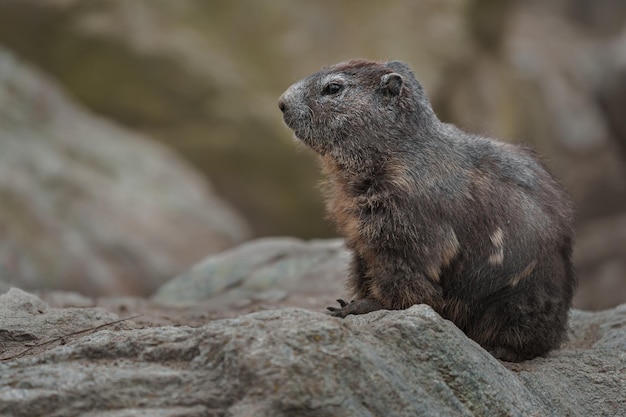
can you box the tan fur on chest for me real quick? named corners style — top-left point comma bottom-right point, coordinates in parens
top-left (321, 158), bottom-right (362, 247)
top-left (326, 182), bottom-right (360, 239)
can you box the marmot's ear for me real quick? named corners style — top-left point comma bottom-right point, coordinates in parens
top-left (381, 73), bottom-right (403, 97)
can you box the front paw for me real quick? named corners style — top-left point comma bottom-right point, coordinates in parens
top-left (326, 298), bottom-right (383, 317)
top-left (326, 299), bottom-right (352, 318)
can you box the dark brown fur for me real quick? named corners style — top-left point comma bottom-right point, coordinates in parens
top-left (278, 59), bottom-right (576, 362)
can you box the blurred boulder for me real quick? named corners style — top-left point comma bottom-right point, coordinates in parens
top-left (0, 48), bottom-right (250, 296)
top-left (573, 213), bottom-right (626, 310)
top-left (153, 237), bottom-right (349, 309)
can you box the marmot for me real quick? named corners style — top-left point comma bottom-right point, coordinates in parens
top-left (278, 59), bottom-right (575, 362)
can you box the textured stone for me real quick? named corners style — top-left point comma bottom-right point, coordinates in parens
top-left (0, 288), bottom-right (121, 357)
top-left (0, 289), bottom-right (624, 417)
top-left (153, 237), bottom-right (349, 309)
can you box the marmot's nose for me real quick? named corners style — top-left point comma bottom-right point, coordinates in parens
top-left (278, 94), bottom-right (287, 113)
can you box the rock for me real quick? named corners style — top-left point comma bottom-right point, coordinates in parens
top-left (597, 66), bottom-right (626, 164)
top-left (0, 289), bottom-right (623, 417)
top-left (0, 264), bottom-right (12, 294)
top-left (34, 290), bottom-right (96, 309)
top-left (573, 213), bottom-right (626, 310)
top-left (511, 306), bottom-right (626, 416)
top-left (0, 48), bottom-right (250, 296)
top-left (153, 237), bottom-right (349, 309)
top-left (0, 288), bottom-right (121, 358)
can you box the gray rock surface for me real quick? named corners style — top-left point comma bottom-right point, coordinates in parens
top-left (0, 288), bottom-right (624, 417)
top-left (0, 48), bottom-right (250, 296)
top-left (153, 237), bottom-right (349, 309)
top-left (0, 288), bottom-right (121, 359)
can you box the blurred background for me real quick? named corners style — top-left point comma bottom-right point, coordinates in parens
top-left (0, 0), bottom-right (624, 310)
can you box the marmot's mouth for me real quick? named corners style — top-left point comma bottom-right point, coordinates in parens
top-left (282, 111), bottom-right (311, 142)
top-left (282, 115), bottom-right (302, 140)
top-left (284, 121), bottom-right (323, 154)
top-left (281, 112), bottom-right (296, 130)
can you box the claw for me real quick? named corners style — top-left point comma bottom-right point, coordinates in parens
top-left (326, 298), bottom-right (383, 318)
top-left (336, 299), bottom-right (349, 308)
top-left (326, 298), bottom-right (352, 317)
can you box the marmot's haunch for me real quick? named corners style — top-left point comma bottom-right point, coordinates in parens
top-left (278, 59), bottom-right (575, 362)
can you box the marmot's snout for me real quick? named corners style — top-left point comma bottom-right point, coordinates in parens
top-left (278, 83), bottom-right (299, 115)
top-left (278, 83), bottom-right (309, 139)
top-left (278, 79), bottom-right (308, 115)
top-left (277, 93), bottom-right (287, 113)
top-left (278, 91), bottom-right (294, 130)
top-left (278, 87), bottom-right (296, 125)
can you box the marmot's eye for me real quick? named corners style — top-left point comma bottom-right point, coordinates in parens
top-left (322, 82), bottom-right (343, 95)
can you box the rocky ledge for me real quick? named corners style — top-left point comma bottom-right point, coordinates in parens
top-left (0, 287), bottom-right (623, 417)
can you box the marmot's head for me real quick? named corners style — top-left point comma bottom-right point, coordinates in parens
top-left (278, 60), bottom-right (436, 165)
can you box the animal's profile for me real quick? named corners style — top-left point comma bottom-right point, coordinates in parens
top-left (278, 59), bottom-right (576, 362)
